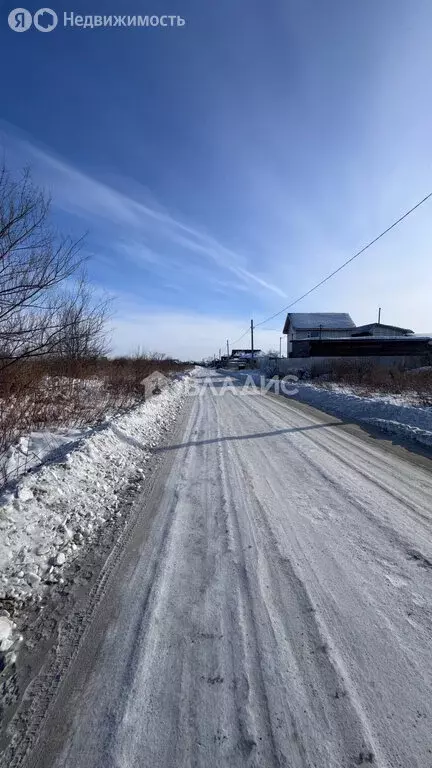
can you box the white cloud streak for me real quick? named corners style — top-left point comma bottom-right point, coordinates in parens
top-left (0, 124), bottom-right (286, 299)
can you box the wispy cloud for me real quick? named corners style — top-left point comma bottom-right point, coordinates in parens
top-left (0, 123), bottom-right (286, 300)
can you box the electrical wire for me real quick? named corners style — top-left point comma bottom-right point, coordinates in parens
top-left (216, 190), bottom-right (432, 357)
top-left (253, 190), bottom-right (432, 330)
top-left (230, 328), bottom-right (250, 347)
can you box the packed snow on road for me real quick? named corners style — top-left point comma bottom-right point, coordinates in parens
top-left (4, 371), bottom-right (431, 768)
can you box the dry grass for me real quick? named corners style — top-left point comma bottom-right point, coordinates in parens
top-left (310, 360), bottom-right (432, 407)
top-left (0, 356), bottom-right (190, 483)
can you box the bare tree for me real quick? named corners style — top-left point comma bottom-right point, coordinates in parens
top-left (54, 275), bottom-right (112, 361)
top-left (129, 348), bottom-right (167, 362)
top-left (0, 164), bottom-right (85, 367)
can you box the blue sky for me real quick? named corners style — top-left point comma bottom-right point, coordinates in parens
top-left (1, 0), bottom-right (432, 359)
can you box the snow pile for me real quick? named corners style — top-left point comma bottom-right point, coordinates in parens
top-left (1, 428), bottom-right (90, 488)
top-left (0, 374), bottom-right (193, 605)
top-left (286, 382), bottom-right (432, 448)
top-left (0, 615), bottom-right (22, 670)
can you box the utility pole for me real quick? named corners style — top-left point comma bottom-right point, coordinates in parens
top-left (279, 337), bottom-right (283, 358)
top-left (226, 339), bottom-right (230, 358)
top-left (219, 348), bottom-right (221, 361)
top-left (378, 307), bottom-right (382, 324)
top-left (250, 319), bottom-right (254, 363)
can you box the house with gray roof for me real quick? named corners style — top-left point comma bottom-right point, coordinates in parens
top-left (283, 313), bottom-right (356, 356)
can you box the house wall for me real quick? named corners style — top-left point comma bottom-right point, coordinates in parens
top-left (293, 329), bottom-right (354, 340)
top-left (369, 327), bottom-right (404, 337)
top-left (287, 327), bottom-right (354, 355)
top-left (259, 355), bottom-right (428, 376)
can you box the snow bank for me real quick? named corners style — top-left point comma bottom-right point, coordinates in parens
top-left (363, 419), bottom-right (432, 448)
top-left (0, 615), bottom-right (21, 670)
top-left (290, 382), bottom-right (432, 441)
top-left (222, 371), bottom-right (432, 449)
top-left (1, 428), bottom-right (90, 487)
top-left (0, 374), bottom-right (193, 608)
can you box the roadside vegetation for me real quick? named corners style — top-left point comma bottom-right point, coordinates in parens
top-left (0, 164), bottom-right (188, 487)
top-left (309, 360), bottom-right (432, 407)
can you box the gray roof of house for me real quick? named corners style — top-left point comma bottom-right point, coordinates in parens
top-left (351, 323), bottom-right (414, 335)
top-left (302, 335), bottom-right (431, 343)
top-left (283, 313), bottom-right (355, 333)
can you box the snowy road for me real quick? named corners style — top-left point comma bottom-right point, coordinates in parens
top-left (24, 373), bottom-right (432, 768)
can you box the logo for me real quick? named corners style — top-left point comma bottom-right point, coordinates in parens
top-left (141, 371), bottom-right (169, 399)
top-left (8, 7), bottom-right (58, 31)
top-left (34, 8), bottom-right (57, 31)
top-left (8, 8), bottom-right (32, 31)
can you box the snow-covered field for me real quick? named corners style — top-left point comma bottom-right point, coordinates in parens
top-left (0, 373), bottom-right (193, 667)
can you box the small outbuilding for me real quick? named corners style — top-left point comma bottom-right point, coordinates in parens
top-left (351, 323), bottom-right (414, 337)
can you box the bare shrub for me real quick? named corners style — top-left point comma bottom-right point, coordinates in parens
top-left (321, 359), bottom-right (432, 405)
top-left (0, 355), bottom-right (190, 486)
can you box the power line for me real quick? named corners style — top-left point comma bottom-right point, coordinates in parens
top-left (253, 190), bottom-right (432, 330)
top-left (225, 325), bottom-right (286, 357)
top-left (215, 190), bottom-right (432, 358)
top-left (230, 328), bottom-right (250, 347)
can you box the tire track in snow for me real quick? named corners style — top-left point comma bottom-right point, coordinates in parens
top-left (235, 392), bottom-right (432, 557)
top-left (217, 387), bottom-right (432, 768)
top-left (215, 392), bottom-right (380, 768)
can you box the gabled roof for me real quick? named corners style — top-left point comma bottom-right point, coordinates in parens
top-left (283, 312), bottom-right (355, 334)
top-left (351, 323), bottom-right (414, 336)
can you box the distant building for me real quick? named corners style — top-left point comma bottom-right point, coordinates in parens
top-left (282, 313), bottom-right (421, 359)
top-left (350, 323), bottom-right (413, 337)
top-left (283, 313), bottom-right (356, 356)
top-left (230, 349), bottom-right (262, 358)
top-left (227, 349), bottom-right (262, 370)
